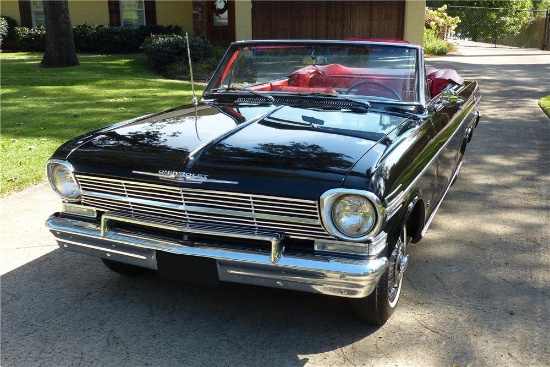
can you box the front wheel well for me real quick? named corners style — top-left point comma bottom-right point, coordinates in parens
top-left (406, 200), bottom-right (425, 243)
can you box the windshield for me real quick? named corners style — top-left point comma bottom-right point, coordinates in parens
top-left (205, 41), bottom-right (419, 103)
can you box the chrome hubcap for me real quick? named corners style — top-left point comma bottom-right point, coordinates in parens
top-left (388, 228), bottom-right (408, 306)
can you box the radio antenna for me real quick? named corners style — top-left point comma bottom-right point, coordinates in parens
top-left (185, 33), bottom-right (198, 108)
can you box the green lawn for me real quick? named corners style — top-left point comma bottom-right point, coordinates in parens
top-left (1, 53), bottom-right (201, 196)
top-left (539, 95), bottom-right (550, 119)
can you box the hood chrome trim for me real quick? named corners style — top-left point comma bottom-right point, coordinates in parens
top-left (133, 170), bottom-right (238, 185)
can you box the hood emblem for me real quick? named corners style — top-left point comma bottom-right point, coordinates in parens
top-left (133, 170), bottom-right (238, 185)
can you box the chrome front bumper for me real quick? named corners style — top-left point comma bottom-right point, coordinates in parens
top-left (46, 213), bottom-right (388, 298)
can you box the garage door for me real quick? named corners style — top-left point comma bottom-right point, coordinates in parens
top-left (252, 1), bottom-right (405, 40)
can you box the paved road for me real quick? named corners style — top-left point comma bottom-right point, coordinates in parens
top-left (1, 42), bottom-right (549, 367)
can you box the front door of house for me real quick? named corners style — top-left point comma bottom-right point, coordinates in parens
top-left (205, 0), bottom-right (235, 45)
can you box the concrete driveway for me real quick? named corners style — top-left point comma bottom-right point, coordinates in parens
top-left (1, 42), bottom-right (549, 367)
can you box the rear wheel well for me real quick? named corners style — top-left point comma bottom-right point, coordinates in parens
top-left (406, 200), bottom-right (425, 243)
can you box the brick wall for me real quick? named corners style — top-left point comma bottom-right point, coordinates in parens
top-left (192, 0), bottom-right (205, 38)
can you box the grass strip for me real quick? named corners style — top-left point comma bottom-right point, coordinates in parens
top-left (539, 95), bottom-right (550, 119)
top-left (1, 52), bottom-right (201, 196)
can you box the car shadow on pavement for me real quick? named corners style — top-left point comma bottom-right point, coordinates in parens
top-left (1, 248), bottom-right (380, 367)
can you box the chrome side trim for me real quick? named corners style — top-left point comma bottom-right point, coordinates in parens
top-left (47, 214), bottom-right (389, 298)
top-left (385, 191), bottom-right (405, 220)
top-left (421, 161), bottom-right (462, 236)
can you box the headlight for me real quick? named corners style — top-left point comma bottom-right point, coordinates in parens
top-left (331, 195), bottom-right (376, 237)
top-left (320, 189), bottom-right (383, 241)
top-left (47, 160), bottom-right (81, 201)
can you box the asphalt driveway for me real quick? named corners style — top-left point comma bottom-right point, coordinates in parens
top-left (1, 42), bottom-right (549, 367)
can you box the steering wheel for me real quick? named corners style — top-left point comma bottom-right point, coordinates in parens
top-left (345, 81), bottom-right (402, 101)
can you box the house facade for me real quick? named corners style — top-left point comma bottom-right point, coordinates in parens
top-left (1, 0), bottom-right (425, 45)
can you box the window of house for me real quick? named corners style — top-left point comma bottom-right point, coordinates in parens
top-left (120, 0), bottom-right (146, 28)
top-left (31, 0), bottom-right (45, 27)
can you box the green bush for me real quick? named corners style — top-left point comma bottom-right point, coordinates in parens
top-left (143, 35), bottom-right (214, 72)
top-left (94, 25), bottom-right (141, 53)
top-left (92, 24), bottom-right (182, 53)
top-left (72, 24), bottom-right (96, 52)
top-left (143, 34), bottom-right (185, 71)
top-left (0, 17), bottom-right (8, 47)
top-left (187, 37), bottom-right (214, 62)
top-left (15, 26), bottom-right (46, 51)
top-left (2, 15), bottom-right (17, 41)
top-left (423, 28), bottom-right (449, 55)
top-left (12, 24), bottom-right (183, 53)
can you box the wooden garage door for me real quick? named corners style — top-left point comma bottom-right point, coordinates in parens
top-left (251, 1), bottom-right (405, 40)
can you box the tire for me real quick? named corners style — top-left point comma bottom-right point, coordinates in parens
top-left (350, 227), bottom-right (410, 324)
top-left (101, 258), bottom-right (150, 276)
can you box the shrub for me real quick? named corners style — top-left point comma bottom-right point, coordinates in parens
top-left (94, 25), bottom-right (141, 53)
top-left (187, 37), bottom-right (214, 62)
top-left (135, 24), bottom-right (182, 42)
top-left (72, 24), bottom-right (96, 52)
top-left (424, 28), bottom-right (449, 55)
top-left (143, 34), bottom-right (185, 71)
top-left (15, 24), bottom-right (183, 54)
top-left (0, 17), bottom-right (7, 47)
top-left (15, 26), bottom-right (46, 51)
top-left (1, 16), bottom-right (17, 40)
top-left (143, 35), bottom-right (214, 72)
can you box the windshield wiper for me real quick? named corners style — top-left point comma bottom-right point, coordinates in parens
top-left (313, 93), bottom-right (371, 111)
top-left (209, 87), bottom-right (274, 104)
top-left (282, 92), bottom-right (370, 112)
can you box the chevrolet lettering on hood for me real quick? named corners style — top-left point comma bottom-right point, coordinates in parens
top-left (45, 39), bottom-right (480, 325)
top-left (133, 170), bottom-right (238, 185)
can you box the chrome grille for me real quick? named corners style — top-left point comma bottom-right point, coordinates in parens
top-left (76, 174), bottom-right (331, 240)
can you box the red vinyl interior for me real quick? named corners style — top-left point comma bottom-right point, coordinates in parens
top-left (247, 63), bottom-right (463, 100)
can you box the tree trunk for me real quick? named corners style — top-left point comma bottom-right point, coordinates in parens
top-left (41, 0), bottom-right (79, 68)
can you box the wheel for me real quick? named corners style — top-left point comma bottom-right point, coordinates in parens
top-left (350, 226), bottom-right (410, 324)
top-left (101, 258), bottom-right (150, 276)
top-left (345, 81), bottom-right (402, 100)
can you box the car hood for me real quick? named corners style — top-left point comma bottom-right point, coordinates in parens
top-left (57, 103), bottom-right (407, 199)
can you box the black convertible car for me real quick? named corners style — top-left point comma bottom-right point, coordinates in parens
top-left (46, 40), bottom-right (480, 324)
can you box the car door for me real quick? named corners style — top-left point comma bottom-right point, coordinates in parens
top-left (428, 89), bottom-right (465, 207)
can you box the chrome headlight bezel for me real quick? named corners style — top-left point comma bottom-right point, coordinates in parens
top-left (47, 159), bottom-right (81, 202)
top-left (320, 189), bottom-right (384, 242)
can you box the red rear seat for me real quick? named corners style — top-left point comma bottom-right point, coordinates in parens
top-left (426, 68), bottom-right (464, 97)
top-left (271, 85), bottom-right (338, 94)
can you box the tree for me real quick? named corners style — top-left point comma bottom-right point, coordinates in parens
top-left (532, 0), bottom-right (550, 10)
top-left (427, 1), bottom-right (534, 42)
top-left (41, 0), bottom-right (79, 68)
top-left (425, 5), bottom-right (461, 40)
